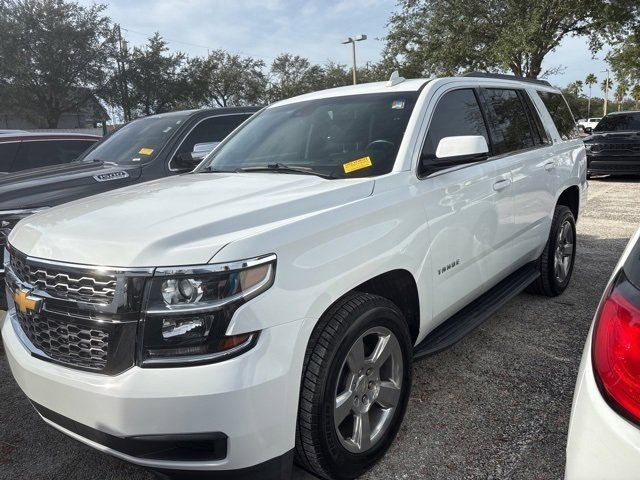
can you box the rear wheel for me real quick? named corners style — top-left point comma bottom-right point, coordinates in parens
top-left (527, 205), bottom-right (576, 296)
top-left (295, 292), bottom-right (413, 480)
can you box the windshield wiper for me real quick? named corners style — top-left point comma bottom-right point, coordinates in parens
top-left (235, 163), bottom-right (335, 179)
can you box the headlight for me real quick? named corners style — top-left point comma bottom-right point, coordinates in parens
top-left (141, 254), bottom-right (276, 366)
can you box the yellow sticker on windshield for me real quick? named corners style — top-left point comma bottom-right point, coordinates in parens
top-left (138, 147), bottom-right (154, 155)
top-left (343, 156), bottom-right (373, 174)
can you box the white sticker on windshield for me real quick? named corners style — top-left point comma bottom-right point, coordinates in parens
top-left (132, 157), bottom-right (141, 162)
top-left (391, 100), bottom-right (405, 109)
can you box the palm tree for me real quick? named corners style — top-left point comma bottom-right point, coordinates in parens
top-left (600, 78), bottom-right (612, 115)
top-left (585, 73), bottom-right (597, 117)
top-left (632, 85), bottom-right (640, 110)
top-left (615, 83), bottom-right (628, 111)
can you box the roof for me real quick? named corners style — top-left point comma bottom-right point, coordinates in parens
top-left (0, 132), bottom-right (101, 142)
top-left (145, 106), bottom-right (261, 120)
top-left (269, 74), bottom-right (561, 108)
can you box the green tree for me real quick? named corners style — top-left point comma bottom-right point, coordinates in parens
top-left (614, 82), bottom-right (629, 111)
top-left (384, 0), bottom-right (638, 78)
top-left (566, 81), bottom-right (584, 97)
top-left (0, 0), bottom-right (116, 127)
top-left (632, 85), bottom-right (640, 110)
top-left (608, 32), bottom-right (640, 86)
top-left (585, 73), bottom-right (598, 117)
top-left (190, 50), bottom-right (267, 107)
top-left (267, 54), bottom-right (324, 101)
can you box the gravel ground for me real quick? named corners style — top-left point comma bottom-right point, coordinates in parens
top-left (1, 177), bottom-right (639, 480)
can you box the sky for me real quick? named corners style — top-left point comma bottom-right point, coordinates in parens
top-left (80, 0), bottom-right (615, 93)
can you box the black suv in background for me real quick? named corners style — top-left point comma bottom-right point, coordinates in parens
top-left (584, 111), bottom-right (640, 177)
top-left (0, 107), bottom-right (258, 308)
top-left (0, 132), bottom-right (99, 173)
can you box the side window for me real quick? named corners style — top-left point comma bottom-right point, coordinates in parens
top-left (16, 140), bottom-right (95, 171)
top-left (537, 91), bottom-right (580, 140)
top-left (171, 114), bottom-right (250, 169)
top-left (420, 89), bottom-right (490, 176)
top-left (482, 88), bottom-right (535, 155)
top-left (0, 142), bottom-right (20, 172)
top-left (520, 91), bottom-right (551, 145)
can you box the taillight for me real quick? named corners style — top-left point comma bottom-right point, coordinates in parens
top-left (593, 272), bottom-right (640, 424)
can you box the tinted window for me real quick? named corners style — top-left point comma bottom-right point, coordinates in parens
top-left (0, 142), bottom-right (19, 172)
top-left (16, 140), bottom-right (96, 171)
top-left (521, 92), bottom-right (550, 145)
top-left (537, 91), bottom-right (579, 140)
top-left (594, 113), bottom-right (640, 132)
top-left (200, 93), bottom-right (419, 179)
top-left (420, 89), bottom-right (489, 174)
top-left (171, 114), bottom-right (250, 169)
top-left (483, 89), bottom-right (535, 155)
top-left (81, 113), bottom-right (191, 165)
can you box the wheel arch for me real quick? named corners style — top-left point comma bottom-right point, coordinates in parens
top-left (557, 185), bottom-right (580, 221)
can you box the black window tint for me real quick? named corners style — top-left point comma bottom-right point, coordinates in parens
top-left (173, 114), bottom-right (250, 163)
top-left (16, 140), bottom-right (96, 171)
top-left (594, 113), bottom-right (640, 132)
top-left (483, 89), bottom-right (535, 155)
top-left (420, 89), bottom-right (489, 174)
top-left (0, 142), bottom-right (19, 172)
top-left (537, 91), bottom-right (579, 140)
top-left (521, 91), bottom-right (550, 145)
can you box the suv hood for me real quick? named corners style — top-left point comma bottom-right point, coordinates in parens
top-left (0, 161), bottom-right (142, 210)
top-left (9, 173), bottom-right (374, 267)
top-left (584, 131), bottom-right (640, 143)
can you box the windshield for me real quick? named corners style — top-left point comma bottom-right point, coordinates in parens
top-left (197, 92), bottom-right (419, 178)
top-left (594, 113), bottom-right (640, 132)
top-left (80, 114), bottom-right (190, 165)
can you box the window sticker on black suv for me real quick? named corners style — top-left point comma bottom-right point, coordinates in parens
top-left (537, 91), bottom-right (580, 141)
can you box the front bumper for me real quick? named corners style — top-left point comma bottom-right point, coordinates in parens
top-left (566, 332), bottom-right (640, 479)
top-left (587, 154), bottom-right (640, 175)
top-left (2, 309), bottom-right (305, 474)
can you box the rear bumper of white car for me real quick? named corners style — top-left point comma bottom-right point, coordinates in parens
top-left (2, 309), bottom-right (305, 478)
top-left (566, 331), bottom-right (640, 479)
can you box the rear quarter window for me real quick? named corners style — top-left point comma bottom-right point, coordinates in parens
top-left (537, 91), bottom-right (580, 140)
top-left (0, 141), bottom-right (20, 172)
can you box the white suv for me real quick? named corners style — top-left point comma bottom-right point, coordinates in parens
top-left (2, 73), bottom-right (587, 480)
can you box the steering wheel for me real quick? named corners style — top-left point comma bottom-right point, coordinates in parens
top-left (365, 139), bottom-right (395, 151)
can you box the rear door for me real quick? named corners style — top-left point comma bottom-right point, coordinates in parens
top-left (479, 87), bottom-right (556, 263)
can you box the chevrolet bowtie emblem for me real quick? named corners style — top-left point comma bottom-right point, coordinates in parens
top-left (13, 289), bottom-right (42, 315)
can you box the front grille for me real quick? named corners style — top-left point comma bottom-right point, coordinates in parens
top-left (600, 143), bottom-right (640, 152)
top-left (15, 309), bottom-right (109, 370)
top-left (10, 253), bottom-right (117, 303)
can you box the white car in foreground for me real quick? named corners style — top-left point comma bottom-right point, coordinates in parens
top-left (566, 227), bottom-right (640, 479)
top-left (3, 73), bottom-right (586, 480)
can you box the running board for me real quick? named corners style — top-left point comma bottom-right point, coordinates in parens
top-left (413, 262), bottom-right (539, 360)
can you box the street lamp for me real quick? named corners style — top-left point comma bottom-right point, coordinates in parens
top-left (341, 34), bottom-right (367, 85)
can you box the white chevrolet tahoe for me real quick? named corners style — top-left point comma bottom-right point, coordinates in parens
top-left (2, 73), bottom-right (587, 480)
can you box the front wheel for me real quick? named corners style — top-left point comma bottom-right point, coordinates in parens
top-left (295, 292), bottom-right (413, 480)
top-left (527, 205), bottom-right (576, 296)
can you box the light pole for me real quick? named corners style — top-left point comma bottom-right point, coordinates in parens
top-left (601, 69), bottom-right (610, 116)
top-left (341, 34), bottom-right (367, 85)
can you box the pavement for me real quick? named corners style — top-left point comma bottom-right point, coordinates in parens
top-left (1, 177), bottom-right (639, 480)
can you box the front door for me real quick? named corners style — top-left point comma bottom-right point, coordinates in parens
top-left (416, 87), bottom-right (514, 324)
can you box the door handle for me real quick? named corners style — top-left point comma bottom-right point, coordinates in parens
top-left (493, 179), bottom-right (511, 191)
top-left (544, 161), bottom-right (556, 171)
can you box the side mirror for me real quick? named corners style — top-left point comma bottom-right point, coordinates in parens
top-left (435, 135), bottom-right (489, 161)
top-left (191, 142), bottom-right (220, 162)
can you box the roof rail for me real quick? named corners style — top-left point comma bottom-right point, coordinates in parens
top-left (463, 71), bottom-right (552, 87)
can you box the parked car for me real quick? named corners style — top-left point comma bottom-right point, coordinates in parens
top-left (584, 111), bottom-right (640, 178)
top-left (0, 107), bottom-right (258, 309)
top-left (0, 132), bottom-right (99, 173)
top-left (1, 74), bottom-right (586, 480)
top-left (566, 226), bottom-right (640, 479)
top-left (577, 117), bottom-right (601, 133)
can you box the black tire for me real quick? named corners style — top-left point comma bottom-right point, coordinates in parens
top-left (527, 205), bottom-right (576, 296)
top-left (295, 292), bottom-right (413, 480)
